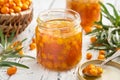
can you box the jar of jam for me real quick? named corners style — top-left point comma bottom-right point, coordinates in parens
top-left (36, 9), bottom-right (82, 71)
top-left (67, 0), bottom-right (101, 33)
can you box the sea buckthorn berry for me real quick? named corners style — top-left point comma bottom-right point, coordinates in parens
top-left (86, 53), bottom-right (92, 60)
top-left (84, 26), bottom-right (92, 33)
top-left (13, 0), bottom-right (21, 4)
top-left (89, 68), bottom-right (98, 76)
top-left (116, 48), bottom-right (120, 50)
top-left (32, 38), bottom-right (36, 43)
top-left (9, 9), bottom-right (14, 13)
top-left (0, 0), bottom-right (32, 14)
top-left (0, 5), bottom-right (2, 9)
top-left (5, 0), bottom-right (9, 3)
top-left (28, 0), bottom-right (32, 3)
top-left (0, 0), bottom-right (5, 6)
top-left (3, 3), bottom-right (10, 7)
top-left (8, 0), bottom-right (13, 2)
top-left (96, 66), bottom-right (103, 75)
top-left (1, 6), bottom-right (9, 14)
top-left (9, 1), bottom-right (16, 8)
top-left (12, 41), bottom-right (21, 47)
top-left (99, 50), bottom-right (105, 55)
top-left (22, 3), bottom-right (29, 10)
top-left (98, 54), bottom-right (105, 60)
top-left (29, 43), bottom-right (36, 50)
top-left (90, 36), bottom-right (97, 43)
top-left (7, 67), bottom-right (17, 76)
top-left (87, 64), bottom-right (95, 70)
top-left (14, 6), bottom-right (21, 13)
top-left (25, 1), bottom-right (30, 6)
top-left (21, 0), bottom-right (26, 3)
top-left (16, 2), bottom-right (23, 8)
top-left (18, 50), bottom-right (24, 56)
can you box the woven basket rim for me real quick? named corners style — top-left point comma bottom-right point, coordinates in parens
top-left (0, 4), bottom-right (33, 16)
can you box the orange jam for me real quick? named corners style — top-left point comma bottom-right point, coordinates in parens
top-left (36, 19), bottom-right (82, 71)
top-left (67, 0), bottom-right (101, 33)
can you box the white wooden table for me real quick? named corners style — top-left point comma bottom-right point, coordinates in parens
top-left (0, 0), bottom-right (119, 80)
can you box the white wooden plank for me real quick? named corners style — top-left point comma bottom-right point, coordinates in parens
top-left (0, 0), bottom-right (119, 80)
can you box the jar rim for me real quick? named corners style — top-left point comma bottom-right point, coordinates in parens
top-left (37, 9), bottom-right (81, 30)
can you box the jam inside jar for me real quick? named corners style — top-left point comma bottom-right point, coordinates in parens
top-left (36, 9), bottom-right (82, 71)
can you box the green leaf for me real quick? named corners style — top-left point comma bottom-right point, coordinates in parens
top-left (0, 63), bottom-right (12, 67)
top-left (100, 2), bottom-right (115, 24)
top-left (1, 54), bottom-right (21, 60)
top-left (89, 46), bottom-right (108, 50)
top-left (0, 61), bottom-right (29, 69)
top-left (107, 3), bottom-right (119, 26)
top-left (22, 55), bottom-right (35, 59)
top-left (86, 29), bottom-right (99, 35)
top-left (21, 38), bottom-right (27, 43)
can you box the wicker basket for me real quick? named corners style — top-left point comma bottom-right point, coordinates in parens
top-left (0, 4), bottom-right (33, 37)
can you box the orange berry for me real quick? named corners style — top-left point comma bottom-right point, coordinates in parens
top-left (3, 3), bottom-right (10, 7)
top-left (21, 0), bottom-right (26, 3)
top-left (86, 53), bottom-right (92, 60)
top-left (7, 67), bottom-right (17, 76)
top-left (87, 64), bottom-right (95, 70)
top-left (18, 50), bottom-right (24, 56)
top-left (82, 69), bottom-right (86, 75)
top-left (9, 8), bottom-right (14, 13)
top-left (0, 6), bottom-right (1, 9)
top-left (0, 0), bottom-right (4, 6)
top-left (22, 3), bottom-right (29, 10)
top-left (99, 50), bottom-right (106, 55)
top-left (12, 41), bottom-right (21, 47)
top-left (84, 26), bottom-right (92, 33)
top-left (9, 1), bottom-right (16, 8)
top-left (16, 2), bottom-right (23, 8)
top-left (96, 66), bottom-right (103, 75)
top-left (1, 6), bottom-right (9, 14)
top-left (90, 36), bottom-right (97, 43)
top-left (116, 48), bottom-right (120, 51)
top-left (25, 1), bottom-right (30, 6)
top-left (98, 54), bottom-right (105, 60)
top-left (8, 0), bottom-right (13, 2)
top-left (29, 43), bottom-right (36, 50)
top-left (32, 38), bottom-right (36, 43)
top-left (13, 0), bottom-right (21, 4)
top-left (4, 0), bottom-right (9, 3)
top-left (28, 0), bottom-right (32, 3)
top-left (14, 6), bottom-right (21, 13)
top-left (89, 68), bottom-right (98, 76)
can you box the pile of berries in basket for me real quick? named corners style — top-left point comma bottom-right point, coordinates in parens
top-left (0, 0), bottom-right (32, 14)
top-left (0, 0), bottom-right (33, 37)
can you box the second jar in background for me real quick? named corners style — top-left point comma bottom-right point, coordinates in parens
top-left (67, 0), bottom-right (101, 33)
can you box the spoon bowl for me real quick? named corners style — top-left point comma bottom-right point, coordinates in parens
top-left (78, 60), bottom-right (120, 80)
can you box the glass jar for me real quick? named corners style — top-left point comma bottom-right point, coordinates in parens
top-left (35, 9), bottom-right (82, 71)
top-left (66, 0), bottom-right (101, 33)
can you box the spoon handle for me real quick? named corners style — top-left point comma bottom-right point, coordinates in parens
top-left (101, 50), bottom-right (120, 66)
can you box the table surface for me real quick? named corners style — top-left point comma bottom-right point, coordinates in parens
top-left (0, 0), bottom-right (120, 80)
